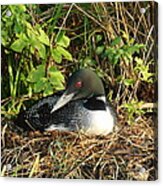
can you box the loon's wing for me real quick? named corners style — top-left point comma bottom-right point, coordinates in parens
top-left (15, 91), bottom-right (84, 132)
top-left (15, 92), bottom-right (62, 131)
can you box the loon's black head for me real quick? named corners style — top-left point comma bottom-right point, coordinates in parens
top-left (51, 69), bottom-right (105, 113)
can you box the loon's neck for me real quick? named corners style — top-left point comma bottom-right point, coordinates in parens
top-left (83, 95), bottom-right (107, 111)
top-left (95, 95), bottom-right (107, 102)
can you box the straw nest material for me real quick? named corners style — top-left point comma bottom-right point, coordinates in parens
top-left (1, 114), bottom-right (157, 180)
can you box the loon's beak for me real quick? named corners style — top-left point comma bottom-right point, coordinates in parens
top-left (51, 91), bottom-right (75, 113)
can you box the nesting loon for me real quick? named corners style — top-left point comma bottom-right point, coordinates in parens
top-left (16, 69), bottom-right (116, 135)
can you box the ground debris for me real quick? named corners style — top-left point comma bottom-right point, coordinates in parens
top-left (1, 116), bottom-right (157, 180)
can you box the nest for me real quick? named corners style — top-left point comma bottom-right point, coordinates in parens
top-left (1, 115), bottom-right (157, 180)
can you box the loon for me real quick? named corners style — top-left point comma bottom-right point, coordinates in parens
top-left (16, 69), bottom-right (116, 135)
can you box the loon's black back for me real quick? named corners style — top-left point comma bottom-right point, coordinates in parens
top-left (16, 92), bottom-right (87, 132)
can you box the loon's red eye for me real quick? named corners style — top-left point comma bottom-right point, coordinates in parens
top-left (75, 81), bottom-right (82, 88)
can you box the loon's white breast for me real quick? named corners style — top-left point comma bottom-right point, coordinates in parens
top-left (84, 106), bottom-right (114, 135)
top-left (81, 96), bottom-right (114, 135)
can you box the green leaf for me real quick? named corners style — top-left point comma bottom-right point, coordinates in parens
top-left (96, 34), bottom-right (103, 43)
top-left (48, 67), bottom-right (65, 90)
top-left (105, 47), bottom-right (115, 56)
top-left (49, 69), bottom-right (64, 83)
top-left (112, 55), bottom-right (120, 65)
top-left (35, 42), bottom-right (46, 59)
top-left (26, 22), bottom-right (35, 31)
top-left (83, 57), bottom-right (92, 64)
top-left (27, 64), bottom-right (45, 83)
top-left (26, 23), bottom-right (37, 38)
top-left (57, 46), bottom-right (73, 61)
top-left (18, 33), bottom-right (29, 42)
top-left (33, 78), bottom-right (46, 93)
top-left (30, 46), bottom-right (35, 54)
top-left (18, 5), bottom-right (26, 12)
top-left (111, 37), bottom-right (121, 46)
top-left (96, 46), bottom-right (105, 55)
top-left (48, 66), bottom-right (58, 74)
top-left (116, 75), bottom-right (123, 83)
top-left (43, 83), bottom-right (54, 96)
top-left (83, 57), bottom-right (97, 66)
top-left (124, 79), bottom-right (135, 86)
top-left (14, 23), bottom-right (24, 34)
top-left (52, 48), bottom-right (62, 63)
top-left (121, 31), bottom-right (129, 42)
top-left (124, 44), bottom-right (144, 55)
top-left (10, 38), bottom-right (27, 52)
top-left (49, 77), bottom-right (64, 90)
top-left (57, 34), bottom-right (70, 48)
top-left (135, 57), bottom-right (143, 65)
top-left (55, 31), bottom-right (65, 42)
top-left (38, 28), bottom-right (50, 46)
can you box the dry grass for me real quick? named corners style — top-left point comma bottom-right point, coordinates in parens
top-left (1, 113), bottom-right (157, 180)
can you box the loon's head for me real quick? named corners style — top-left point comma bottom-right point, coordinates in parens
top-left (51, 69), bottom-right (105, 113)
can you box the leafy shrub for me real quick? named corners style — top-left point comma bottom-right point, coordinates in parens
top-left (1, 5), bottom-right (72, 116)
top-left (1, 3), bottom-right (156, 124)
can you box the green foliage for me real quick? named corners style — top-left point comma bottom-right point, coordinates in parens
top-left (52, 31), bottom-right (72, 63)
top-left (121, 100), bottom-right (145, 125)
top-left (1, 5), bottom-right (72, 116)
top-left (27, 65), bottom-right (64, 96)
top-left (80, 32), bottom-right (153, 96)
top-left (1, 3), bottom-right (156, 123)
top-left (97, 35), bottom-right (145, 65)
top-left (134, 57), bottom-right (154, 83)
